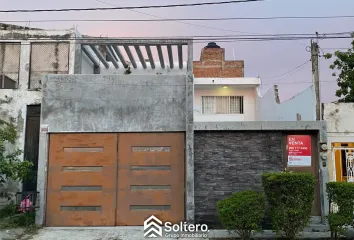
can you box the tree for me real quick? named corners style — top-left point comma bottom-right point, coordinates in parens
top-left (0, 119), bottom-right (33, 199)
top-left (324, 34), bottom-right (354, 102)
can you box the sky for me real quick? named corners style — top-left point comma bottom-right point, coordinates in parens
top-left (1, 0), bottom-right (354, 103)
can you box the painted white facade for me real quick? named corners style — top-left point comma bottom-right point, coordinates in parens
top-left (194, 78), bottom-right (316, 122)
top-left (256, 85), bottom-right (316, 121)
top-left (194, 77), bottom-right (261, 122)
top-left (0, 27), bottom-right (78, 181)
top-left (323, 103), bottom-right (354, 181)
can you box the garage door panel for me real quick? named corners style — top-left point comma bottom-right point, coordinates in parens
top-left (47, 192), bottom-right (115, 206)
top-left (115, 211), bottom-right (181, 226)
top-left (47, 170), bottom-right (116, 190)
top-left (49, 134), bottom-right (117, 166)
top-left (116, 133), bottom-right (185, 225)
top-left (117, 169), bottom-right (173, 186)
top-left (47, 132), bottom-right (185, 226)
top-left (126, 152), bottom-right (173, 165)
top-left (119, 190), bottom-right (172, 205)
top-left (47, 211), bottom-right (116, 226)
top-left (46, 134), bottom-right (117, 227)
top-left (49, 154), bottom-right (114, 166)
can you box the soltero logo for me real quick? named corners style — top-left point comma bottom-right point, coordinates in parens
top-left (144, 215), bottom-right (163, 238)
top-left (144, 215), bottom-right (209, 238)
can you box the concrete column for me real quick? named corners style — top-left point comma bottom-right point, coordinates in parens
top-left (186, 41), bottom-right (195, 224)
top-left (19, 42), bottom-right (30, 90)
top-left (69, 40), bottom-right (82, 74)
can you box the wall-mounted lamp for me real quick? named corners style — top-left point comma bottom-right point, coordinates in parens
top-left (222, 85), bottom-right (228, 89)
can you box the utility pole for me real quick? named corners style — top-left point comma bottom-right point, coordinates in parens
top-left (311, 39), bottom-right (321, 121)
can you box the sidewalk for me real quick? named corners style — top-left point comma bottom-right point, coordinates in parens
top-left (27, 226), bottom-right (335, 240)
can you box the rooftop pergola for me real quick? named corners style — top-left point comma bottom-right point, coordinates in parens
top-left (76, 38), bottom-right (193, 71)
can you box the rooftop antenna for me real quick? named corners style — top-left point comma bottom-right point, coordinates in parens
top-left (232, 41), bottom-right (236, 60)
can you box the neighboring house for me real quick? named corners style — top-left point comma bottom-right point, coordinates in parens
top-left (256, 85), bottom-right (316, 121)
top-left (0, 23), bottom-right (82, 192)
top-left (193, 42), bottom-right (261, 122)
top-left (193, 42), bottom-right (316, 122)
top-left (323, 102), bottom-right (354, 182)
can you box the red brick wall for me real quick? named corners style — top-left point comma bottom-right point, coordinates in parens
top-left (193, 47), bottom-right (244, 78)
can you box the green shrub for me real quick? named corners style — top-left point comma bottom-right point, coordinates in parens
top-left (0, 201), bottom-right (17, 218)
top-left (262, 172), bottom-right (315, 240)
top-left (217, 190), bottom-right (266, 240)
top-left (326, 182), bottom-right (354, 239)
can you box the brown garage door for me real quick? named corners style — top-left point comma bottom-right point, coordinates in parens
top-left (46, 134), bottom-right (117, 226)
top-left (46, 133), bottom-right (185, 226)
top-left (116, 133), bottom-right (185, 225)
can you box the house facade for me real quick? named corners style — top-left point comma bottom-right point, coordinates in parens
top-left (193, 42), bottom-right (316, 122)
top-left (193, 42), bottom-right (260, 122)
top-left (323, 103), bottom-right (354, 182)
top-left (0, 23), bottom-right (82, 194)
top-left (0, 25), bottom-right (329, 227)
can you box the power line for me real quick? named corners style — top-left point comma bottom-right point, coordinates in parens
top-left (2, 35), bottom-right (352, 42)
top-left (0, 0), bottom-right (264, 13)
top-left (262, 60), bottom-right (311, 79)
top-left (5, 15), bottom-right (354, 23)
top-left (94, 0), bottom-right (263, 36)
top-left (93, 0), bottom-right (307, 47)
top-left (263, 80), bottom-right (336, 85)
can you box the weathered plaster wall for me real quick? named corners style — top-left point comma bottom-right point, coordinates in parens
top-left (0, 31), bottom-right (77, 199)
top-left (257, 85), bottom-right (316, 121)
top-left (323, 103), bottom-right (354, 181)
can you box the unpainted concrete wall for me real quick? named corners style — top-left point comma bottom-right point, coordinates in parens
top-left (41, 74), bottom-right (187, 132)
top-left (257, 86), bottom-right (316, 121)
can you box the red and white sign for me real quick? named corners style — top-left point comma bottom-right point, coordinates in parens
top-left (287, 135), bottom-right (312, 167)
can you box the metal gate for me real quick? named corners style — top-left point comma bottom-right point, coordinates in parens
top-left (45, 133), bottom-right (185, 226)
top-left (332, 143), bottom-right (354, 182)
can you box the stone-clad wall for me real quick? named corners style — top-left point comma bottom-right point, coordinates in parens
top-left (194, 131), bottom-right (284, 228)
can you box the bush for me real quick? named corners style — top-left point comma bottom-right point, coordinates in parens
top-left (0, 120), bottom-right (33, 199)
top-left (262, 172), bottom-right (315, 240)
top-left (217, 190), bottom-right (266, 240)
top-left (326, 182), bottom-right (354, 239)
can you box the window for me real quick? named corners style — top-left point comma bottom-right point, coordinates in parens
top-left (0, 43), bottom-right (21, 89)
top-left (29, 42), bottom-right (69, 89)
top-left (201, 96), bottom-right (244, 114)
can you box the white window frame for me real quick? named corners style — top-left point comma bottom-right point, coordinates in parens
top-left (201, 96), bottom-right (244, 114)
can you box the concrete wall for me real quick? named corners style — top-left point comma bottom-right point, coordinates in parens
top-left (257, 85), bottom-right (316, 121)
top-left (323, 103), bottom-right (354, 181)
top-left (40, 74), bottom-right (187, 132)
top-left (194, 131), bottom-right (283, 227)
top-left (194, 86), bottom-right (257, 121)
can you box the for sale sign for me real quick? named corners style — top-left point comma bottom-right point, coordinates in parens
top-left (287, 135), bottom-right (312, 167)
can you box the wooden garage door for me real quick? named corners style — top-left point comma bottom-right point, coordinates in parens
top-left (116, 133), bottom-right (185, 225)
top-left (46, 134), bottom-right (117, 226)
